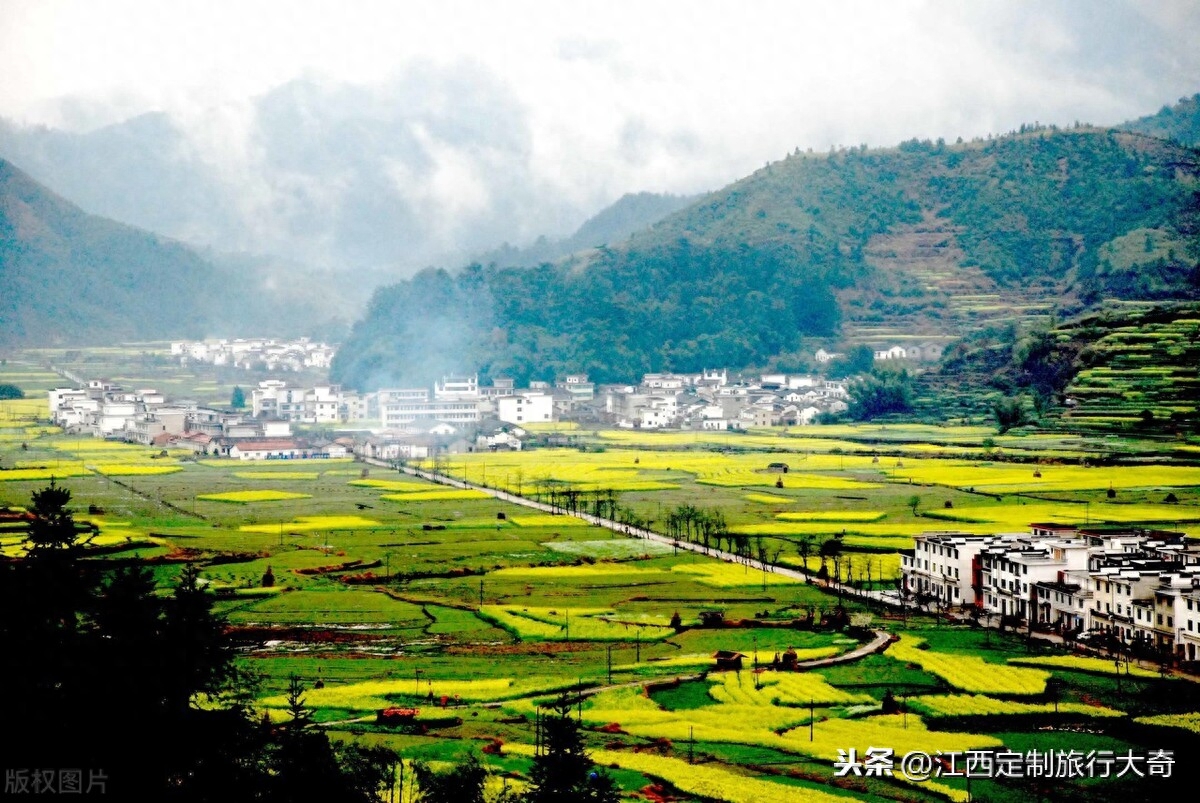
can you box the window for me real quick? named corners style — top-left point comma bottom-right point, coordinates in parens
top-left (1157, 614), bottom-right (1163, 625)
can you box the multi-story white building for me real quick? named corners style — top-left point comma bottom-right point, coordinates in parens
top-left (250, 381), bottom-right (349, 423)
top-left (979, 536), bottom-right (1092, 621)
top-left (1033, 570), bottom-right (1093, 635)
top-left (901, 532), bottom-right (995, 610)
top-left (376, 393), bottom-right (480, 429)
top-left (496, 393), bottom-right (553, 426)
top-left (434, 375), bottom-right (479, 400)
top-left (1178, 589), bottom-right (1200, 662)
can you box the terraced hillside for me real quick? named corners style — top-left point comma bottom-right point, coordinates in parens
top-left (844, 214), bottom-right (1057, 350)
top-left (1061, 302), bottom-right (1200, 431)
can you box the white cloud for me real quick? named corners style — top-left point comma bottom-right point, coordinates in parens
top-left (1, 0), bottom-right (1195, 266)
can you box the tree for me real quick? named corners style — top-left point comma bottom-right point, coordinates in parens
top-left (907, 495), bottom-right (921, 516)
top-left (0, 382), bottom-right (24, 399)
top-left (27, 478), bottom-right (85, 556)
top-left (1, 481), bottom-right (397, 801)
top-left (992, 396), bottom-right (1026, 433)
top-left (818, 537), bottom-right (843, 579)
top-left (415, 752), bottom-right (489, 803)
top-left (231, 385), bottom-right (247, 409)
top-left (847, 371), bottom-right (913, 420)
top-left (796, 535), bottom-right (815, 577)
top-left (525, 697), bottom-right (620, 803)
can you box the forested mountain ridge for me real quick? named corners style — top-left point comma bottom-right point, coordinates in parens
top-left (0, 157), bottom-right (341, 345)
top-left (474, 191), bottom-right (702, 269)
top-left (0, 156), bottom-right (218, 344)
top-left (332, 122), bottom-right (1200, 391)
top-left (1118, 92), bottom-right (1200, 148)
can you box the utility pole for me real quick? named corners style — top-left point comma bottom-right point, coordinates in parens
top-left (606, 644), bottom-right (613, 684)
top-left (809, 698), bottom-right (814, 741)
top-left (479, 578), bottom-right (484, 608)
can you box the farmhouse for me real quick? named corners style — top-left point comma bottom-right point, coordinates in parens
top-left (712, 650), bottom-right (746, 671)
top-left (227, 439), bottom-right (307, 460)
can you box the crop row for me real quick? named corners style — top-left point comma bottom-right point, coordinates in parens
top-left (887, 635), bottom-right (1048, 695)
top-left (708, 668), bottom-right (872, 706)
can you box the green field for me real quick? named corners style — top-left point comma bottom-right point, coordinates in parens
top-left (4, 351), bottom-right (1200, 802)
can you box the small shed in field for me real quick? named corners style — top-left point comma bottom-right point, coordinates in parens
top-left (712, 650), bottom-right (746, 671)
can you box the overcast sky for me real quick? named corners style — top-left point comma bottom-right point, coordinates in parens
top-left (2, 0), bottom-right (1198, 254)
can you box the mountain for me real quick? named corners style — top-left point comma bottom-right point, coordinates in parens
top-left (0, 157), bottom-right (341, 346)
top-left (331, 122), bottom-right (1200, 392)
top-left (475, 192), bottom-right (702, 268)
top-left (0, 72), bottom-right (622, 276)
top-left (1118, 93), bottom-right (1200, 148)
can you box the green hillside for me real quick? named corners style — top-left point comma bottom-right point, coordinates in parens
top-left (1119, 92), bottom-right (1200, 148)
top-left (0, 157), bottom-right (218, 344)
top-left (333, 125), bottom-right (1200, 390)
top-left (0, 157), bottom-right (346, 346)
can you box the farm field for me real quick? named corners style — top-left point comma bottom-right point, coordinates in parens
top-left (3, 357), bottom-right (1200, 801)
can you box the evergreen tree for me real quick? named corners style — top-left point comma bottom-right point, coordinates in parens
top-left (231, 385), bottom-right (246, 409)
top-left (525, 697), bottom-right (619, 803)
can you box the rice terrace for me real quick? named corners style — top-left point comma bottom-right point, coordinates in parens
top-left (3, 349), bottom-right (1200, 802)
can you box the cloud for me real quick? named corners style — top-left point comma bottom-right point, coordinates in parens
top-left (1, 0), bottom-right (1196, 275)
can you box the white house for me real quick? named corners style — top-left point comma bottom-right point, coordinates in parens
top-left (873, 345), bottom-right (908, 361)
top-left (497, 393), bottom-right (553, 426)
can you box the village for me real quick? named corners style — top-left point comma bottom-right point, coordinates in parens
top-left (902, 524), bottom-right (1200, 667)
top-left (43, 340), bottom-right (879, 462)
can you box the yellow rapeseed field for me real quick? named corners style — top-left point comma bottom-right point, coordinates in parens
top-left (240, 515), bottom-right (381, 533)
top-left (197, 490), bottom-right (312, 503)
top-left (887, 635), bottom-right (1048, 695)
top-left (671, 563), bottom-right (802, 587)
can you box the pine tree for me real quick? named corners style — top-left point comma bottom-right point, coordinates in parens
top-left (524, 697), bottom-right (619, 803)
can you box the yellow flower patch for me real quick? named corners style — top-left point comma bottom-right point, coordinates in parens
top-left (776, 511), bottom-right (887, 522)
top-left (91, 464), bottom-right (183, 476)
top-left (348, 478), bottom-right (429, 490)
top-left (507, 514), bottom-right (591, 527)
top-left (671, 563), bottom-right (802, 587)
top-left (379, 490), bottom-right (490, 501)
top-left (196, 490), bottom-right (312, 503)
top-left (887, 635), bottom-right (1048, 695)
top-left (239, 515), bottom-right (381, 533)
top-left (0, 466), bottom-right (90, 481)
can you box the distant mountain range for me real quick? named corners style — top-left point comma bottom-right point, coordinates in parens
top-left (3, 91), bottom-right (1199, 384)
top-left (332, 95), bottom-right (1200, 391)
top-left (0, 154), bottom-right (695, 347)
top-left (472, 192), bottom-right (702, 269)
top-left (0, 157), bottom-right (353, 346)
top-left (0, 73), bottom-right (662, 275)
